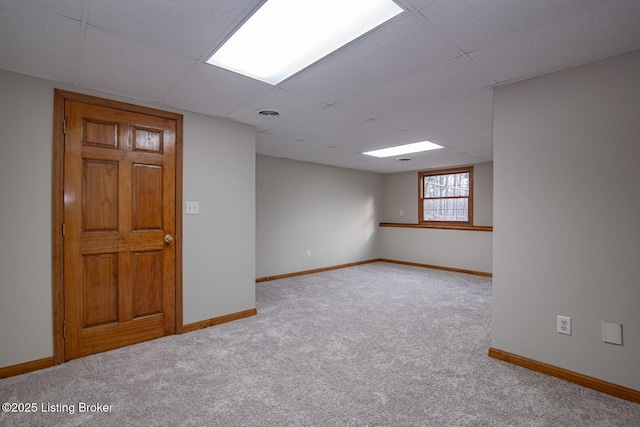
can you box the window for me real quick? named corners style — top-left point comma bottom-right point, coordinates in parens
top-left (419, 166), bottom-right (473, 225)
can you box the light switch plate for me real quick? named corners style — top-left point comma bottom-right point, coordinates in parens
top-left (186, 201), bottom-right (199, 215)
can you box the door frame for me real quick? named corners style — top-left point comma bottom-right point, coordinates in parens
top-left (52, 89), bottom-right (183, 365)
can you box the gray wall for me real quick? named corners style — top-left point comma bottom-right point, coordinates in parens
top-left (379, 227), bottom-right (492, 273)
top-left (0, 69), bottom-right (256, 367)
top-left (492, 50), bottom-right (640, 390)
top-left (256, 155), bottom-right (382, 278)
top-left (182, 113), bottom-right (256, 325)
top-left (382, 162), bottom-right (493, 226)
top-left (379, 162), bottom-right (493, 274)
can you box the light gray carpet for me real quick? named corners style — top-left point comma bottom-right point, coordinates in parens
top-left (1, 262), bottom-right (639, 426)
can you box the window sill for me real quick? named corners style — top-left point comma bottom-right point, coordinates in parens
top-left (379, 223), bottom-right (493, 232)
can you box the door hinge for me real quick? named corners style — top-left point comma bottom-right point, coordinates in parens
top-left (63, 322), bottom-right (66, 338)
top-left (62, 223), bottom-right (65, 237)
top-left (62, 119), bottom-right (66, 134)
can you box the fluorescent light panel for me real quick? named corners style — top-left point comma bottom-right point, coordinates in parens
top-left (363, 141), bottom-right (443, 158)
top-left (207, 0), bottom-right (403, 85)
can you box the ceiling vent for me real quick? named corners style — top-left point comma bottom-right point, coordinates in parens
top-left (257, 109), bottom-right (280, 118)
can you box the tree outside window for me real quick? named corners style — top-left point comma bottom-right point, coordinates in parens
top-left (419, 166), bottom-right (473, 225)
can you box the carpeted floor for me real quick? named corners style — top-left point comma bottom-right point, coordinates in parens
top-left (1, 262), bottom-right (639, 426)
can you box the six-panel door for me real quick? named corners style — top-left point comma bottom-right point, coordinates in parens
top-left (63, 101), bottom-right (177, 360)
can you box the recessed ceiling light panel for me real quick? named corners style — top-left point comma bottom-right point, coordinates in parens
top-left (207, 0), bottom-right (404, 85)
top-left (363, 141), bottom-right (443, 158)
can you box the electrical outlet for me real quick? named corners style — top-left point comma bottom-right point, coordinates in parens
top-left (306, 250), bottom-right (311, 258)
top-left (557, 315), bottom-right (572, 335)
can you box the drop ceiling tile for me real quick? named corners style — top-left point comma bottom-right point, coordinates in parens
top-left (5, 0), bottom-right (638, 174)
top-left (256, 131), bottom-right (296, 154)
top-left (428, 126), bottom-right (493, 157)
top-left (332, 136), bottom-right (493, 173)
top-left (267, 106), bottom-right (368, 141)
top-left (305, 119), bottom-right (406, 153)
top-left (78, 27), bottom-right (196, 102)
top-left (259, 140), bottom-right (326, 162)
top-left (226, 88), bottom-right (326, 131)
top-left (330, 152), bottom-right (376, 167)
top-left (21, 0), bottom-right (84, 20)
top-left (403, 0), bottom-right (439, 10)
top-left (377, 88), bottom-right (493, 138)
top-left (292, 146), bottom-right (355, 165)
top-left (305, 149), bottom-right (401, 173)
top-left (88, 0), bottom-right (261, 60)
top-left (163, 63), bottom-right (271, 118)
top-left (315, 146), bottom-right (362, 162)
top-left (420, 0), bottom-right (613, 53)
top-left (281, 14), bottom-right (460, 105)
top-left (378, 148), bottom-right (479, 172)
top-left (447, 140), bottom-right (494, 158)
top-left (316, 141), bottom-right (480, 173)
top-left (0, 1), bottom-right (79, 83)
top-left (336, 155), bottom-right (418, 173)
top-left (470, 0), bottom-right (640, 84)
top-left (336, 56), bottom-right (494, 119)
top-left (426, 152), bottom-right (485, 169)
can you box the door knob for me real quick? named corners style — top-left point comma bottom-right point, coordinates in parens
top-left (164, 234), bottom-right (174, 243)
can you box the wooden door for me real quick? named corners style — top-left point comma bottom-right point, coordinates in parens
top-left (62, 99), bottom-right (179, 360)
